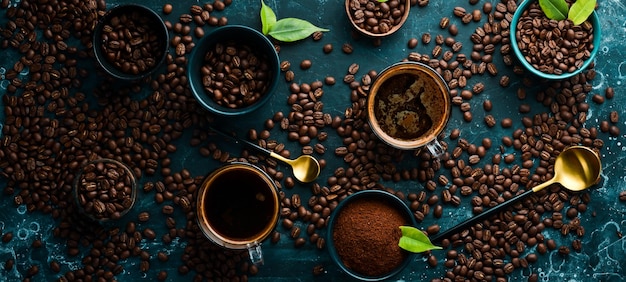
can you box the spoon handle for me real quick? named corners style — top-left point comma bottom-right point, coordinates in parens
top-left (430, 189), bottom-right (534, 243)
top-left (209, 126), bottom-right (272, 157)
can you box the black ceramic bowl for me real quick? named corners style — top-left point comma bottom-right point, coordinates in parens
top-left (327, 190), bottom-right (417, 281)
top-left (187, 25), bottom-right (280, 116)
top-left (92, 4), bottom-right (169, 81)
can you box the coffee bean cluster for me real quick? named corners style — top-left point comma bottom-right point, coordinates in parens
top-left (515, 1), bottom-right (595, 75)
top-left (75, 160), bottom-right (135, 220)
top-left (100, 10), bottom-right (164, 75)
top-left (348, 0), bottom-right (407, 35)
top-left (200, 42), bottom-right (272, 108)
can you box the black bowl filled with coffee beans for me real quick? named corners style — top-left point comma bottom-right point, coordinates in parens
top-left (187, 25), bottom-right (280, 116)
top-left (73, 158), bottom-right (137, 222)
top-left (92, 4), bottom-right (169, 81)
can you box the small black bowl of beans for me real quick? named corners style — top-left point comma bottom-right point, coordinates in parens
top-left (73, 158), bottom-right (137, 222)
top-left (187, 25), bottom-right (280, 116)
top-left (92, 4), bottom-right (169, 81)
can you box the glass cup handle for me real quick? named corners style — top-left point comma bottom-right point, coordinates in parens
top-left (425, 139), bottom-right (445, 159)
top-left (246, 241), bottom-right (264, 265)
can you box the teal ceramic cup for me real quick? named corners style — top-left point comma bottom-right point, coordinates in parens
top-left (510, 0), bottom-right (601, 80)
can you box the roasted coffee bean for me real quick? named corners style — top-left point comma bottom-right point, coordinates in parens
top-left (163, 4), bottom-right (173, 15)
top-left (408, 38), bottom-right (418, 48)
top-left (300, 59), bottom-right (312, 70)
top-left (610, 111), bottom-right (619, 123)
top-left (323, 43), bottom-right (333, 54)
top-left (605, 87), bottom-right (615, 99)
top-left (422, 33), bottom-right (431, 44)
top-left (342, 43), bottom-right (353, 54)
top-left (501, 118), bottom-right (513, 128)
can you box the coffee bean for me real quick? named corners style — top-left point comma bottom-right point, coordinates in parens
top-left (483, 100), bottom-right (493, 111)
top-left (2, 232), bottom-right (13, 243)
top-left (439, 17), bottom-right (450, 29)
top-left (163, 4), bottom-right (173, 14)
top-left (501, 118), bottom-right (513, 128)
top-left (323, 43), bottom-right (333, 54)
top-left (605, 87), bottom-right (615, 99)
top-left (300, 59), bottom-right (312, 70)
top-left (408, 38), bottom-right (418, 48)
top-left (620, 191), bottom-right (626, 201)
top-left (610, 111), bottom-right (619, 123)
top-left (138, 212), bottom-right (150, 222)
top-left (422, 33), bottom-right (431, 44)
top-left (342, 43), bottom-right (353, 54)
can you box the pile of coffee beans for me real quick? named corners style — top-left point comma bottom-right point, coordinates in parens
top-left (201, 42), bottom-right (272, 108)
top-left (514, 1), bottom-right (595, 75)
top-left (75, 159), bottom-right (136, 220)
top-left (100, 9), bottom-right (165, 75)
top-left (347, 0), bottom-right (408, 35)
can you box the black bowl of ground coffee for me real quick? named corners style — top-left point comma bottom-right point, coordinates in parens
top-left (327, 190), bottom-right (417, 281)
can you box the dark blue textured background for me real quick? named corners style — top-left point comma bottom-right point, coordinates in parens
top-left (1, 0), bottom-right (625, 281)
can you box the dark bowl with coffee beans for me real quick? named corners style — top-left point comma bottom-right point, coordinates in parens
top-left (510, 0), bottom-right (601, 80)
top-left (345, 0), bottom-right (411, 38)
top-left (92, 4), bottom-right (169, 81)
top-left (73, 158), bottom-right (138, 222)
top-left (188, 25), bottom-right (280, 116)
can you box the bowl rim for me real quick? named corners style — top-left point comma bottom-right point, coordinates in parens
top-left (91, 4), bottom-right (169, 81)
top-left (345, 0), bottom-right (411, 38)
top-left (509, 0), bottom-right (601, 80)
top-left (326, 190), bottom-right (418, 281)
top-left (187, 25), bottom-right (280, 116)
top-left (366, 61), bottom-right (451, 150)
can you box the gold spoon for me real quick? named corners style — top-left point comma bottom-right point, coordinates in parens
top-left (431, 145), bottom-right (602, 242)
top-left (210, 127), bottom-right (321, 183)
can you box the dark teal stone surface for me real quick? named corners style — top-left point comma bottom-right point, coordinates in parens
top-left (1, 0), bottom-right (625, 281)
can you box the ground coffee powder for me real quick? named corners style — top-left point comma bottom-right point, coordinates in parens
top-left (333, 197), bottom-right (409, 277)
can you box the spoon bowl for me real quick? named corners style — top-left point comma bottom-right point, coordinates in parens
top-left (550, 145), bottom-right (601, 192)
top-left (270, 153), bottom-right (320, 183)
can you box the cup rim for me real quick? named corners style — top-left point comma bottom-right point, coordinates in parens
top-left (345, 0), bottom-right (411, 38)
top-left (366, 61), bottom-right (451, 150)
top-left (509, 0), bottom-right (601, 80)
top-left (326, 190), bottom-right (417, 281)
top-left (73, 158), bottom-right (137, 222)
top-left (187, 25), bottom-right (280, 116)
top-left (196, 162), bottom-right (280, 249)
top-left (91, 4), bottom-right (169, 81)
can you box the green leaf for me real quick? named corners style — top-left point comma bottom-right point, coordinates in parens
top-left (377, 0), bottom-right (388, 2)
top-left (268, 18), bottom-right (329, 42)
top-left (568, 0), bottom-right (596, 25)
top-left (539, 0), bottom-right (569, 21)
top-left (260, 0), bottom-right (277, 35)
top-left (398, 226), bottom-right (442, 253)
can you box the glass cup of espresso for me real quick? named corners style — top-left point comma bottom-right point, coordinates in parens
top-left (366, 61), bottom-right (451, 158)
top-left (196, 162), bottom-right (280, 265)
